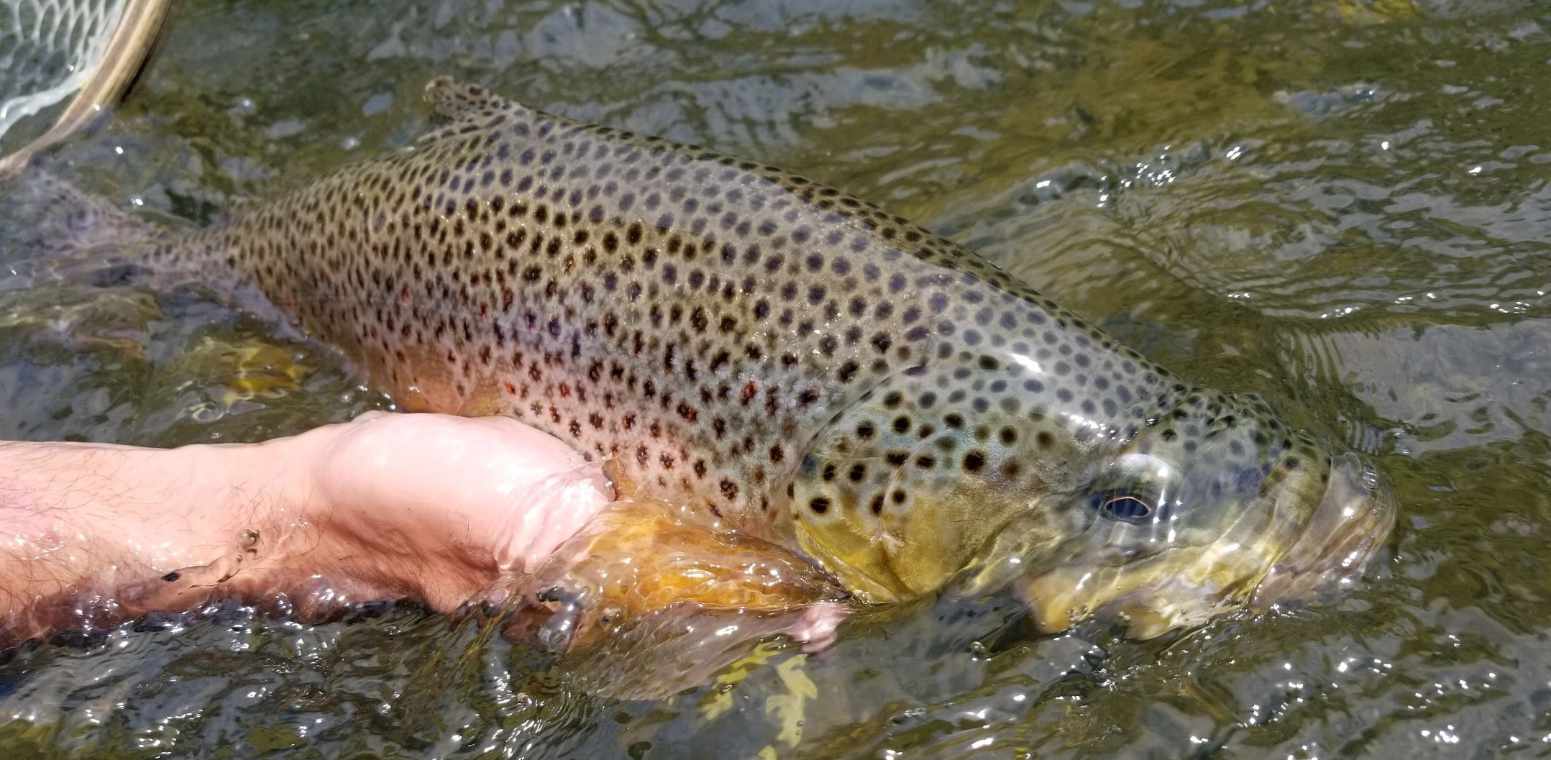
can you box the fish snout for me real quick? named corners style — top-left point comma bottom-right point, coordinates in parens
top-left (1252, 452), bottom-right (1396, 606)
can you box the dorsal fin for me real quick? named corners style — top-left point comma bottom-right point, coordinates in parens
top-left (423, 76), bottom-right (532, 120)
top-left (419, 76), bottom-right (540, 145)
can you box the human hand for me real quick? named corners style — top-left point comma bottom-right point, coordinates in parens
top-left (302, 413), bottom-right (845, 655)
top-left (298, 412), bottom-right (613, 612)
top-left (0, 411), bottom-right (611, 642)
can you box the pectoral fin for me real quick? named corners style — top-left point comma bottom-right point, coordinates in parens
top-left (502, 498), bottom-right (848, 699)
top-left (514, 499), bottom-right (843, 651)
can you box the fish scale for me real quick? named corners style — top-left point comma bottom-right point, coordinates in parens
top-left (140, 78), bottom-right (1392, 618)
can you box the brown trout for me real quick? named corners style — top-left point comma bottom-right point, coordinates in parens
top-left (112, 78), bottom-right (1392, 638)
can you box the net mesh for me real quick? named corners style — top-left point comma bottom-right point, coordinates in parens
top-left (0, 0), bottom-right (130, 143)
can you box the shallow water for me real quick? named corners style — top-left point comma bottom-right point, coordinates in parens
top-left (2, 0), bottom-right (1550, 756)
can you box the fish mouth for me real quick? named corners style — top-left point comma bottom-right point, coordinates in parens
top-left (1250, 452), bottom-right (1397, 607)
top-left (1009, 452), bottom-right (1397, 639)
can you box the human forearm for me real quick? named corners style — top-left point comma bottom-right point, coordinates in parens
top-left (0, 414), bottom-right (613, 645)
top-left (0, 434), bottom-right (322, 642)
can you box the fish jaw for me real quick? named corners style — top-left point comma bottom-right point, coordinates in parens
top-left (1006, 452), bottom-right (1396, 639)
top-left (1250, 452), bottom-right (1397, 606)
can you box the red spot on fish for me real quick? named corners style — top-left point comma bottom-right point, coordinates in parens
top-left (677, 402), bottom-right (698, 423)
top-left (740, 381), bottom-right (758, 404)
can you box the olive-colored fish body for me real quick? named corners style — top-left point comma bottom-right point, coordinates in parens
top-left (156, 81), bottom-right (1162, 550)
top-left (147, 79), bottom-right (1395, 631)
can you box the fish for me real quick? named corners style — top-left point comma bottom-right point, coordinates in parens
top-left (60, 77), bottom-right (1396, 644)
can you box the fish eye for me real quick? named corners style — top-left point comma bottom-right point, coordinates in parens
top-left (1086, 454), bottom-right (1174, 524)
top-left (1091, 491), bottom-right (1156, 523)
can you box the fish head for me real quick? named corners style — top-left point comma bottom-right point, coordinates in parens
top-left (990, 391), bottom-right (1397, 637)
top-left (788, 354), bottom-right (1136, 603)
top-left (790, 370), bottom-right (1395, 636)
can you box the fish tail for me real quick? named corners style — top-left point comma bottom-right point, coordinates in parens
top-left (0, 169), bottom-right (164, 284)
